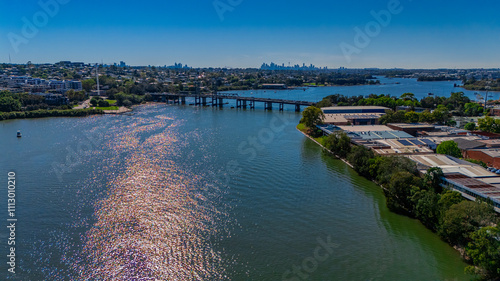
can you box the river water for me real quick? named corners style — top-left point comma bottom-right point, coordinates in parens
top-left (226, 76), bottom-right (499, 104)
top-left (0, 79), bottom-right (475, 280)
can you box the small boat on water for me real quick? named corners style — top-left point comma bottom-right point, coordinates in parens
top-left (17, 130), bottom-right (22, 138)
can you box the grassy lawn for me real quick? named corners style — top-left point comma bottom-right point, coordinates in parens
top-left (106, 99), bottom-right (117, 105)
top-left (297, 123), bottom-right (327, 146)
top-left (95, 106), bottom-right (119, 110)
top-left (315, 136), bottom-right (327, 146)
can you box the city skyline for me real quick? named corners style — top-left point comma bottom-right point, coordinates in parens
top-left (1, 0), bottom-right (499, 69)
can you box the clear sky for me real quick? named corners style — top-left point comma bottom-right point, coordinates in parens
top-left (1, 0), bottom-right (499, 68)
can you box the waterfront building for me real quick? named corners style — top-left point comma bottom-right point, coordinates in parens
top-left (321, 106), bottom-right (388, 125)
top-left (408, 154), bottom-right (500, 212)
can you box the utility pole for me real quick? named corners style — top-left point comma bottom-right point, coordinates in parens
top-left (485, 84), bottom-right (491, 109)
top-left (96, 63), bottom-right (100, 96)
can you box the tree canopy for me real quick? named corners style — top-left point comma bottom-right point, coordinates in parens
top-left (300, 106), bottom-right (324, 128)
top-left (436, 140), bottom-right (461, 158)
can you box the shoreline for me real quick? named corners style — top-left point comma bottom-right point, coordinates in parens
top-left (296, 126), bottom-right (473, 264)
top-left (296, 127), bottom-right (353, 169)
top-left (0, 105), bottom-right (138, 121)
top-left (103, 106), bottom-right (133, 114)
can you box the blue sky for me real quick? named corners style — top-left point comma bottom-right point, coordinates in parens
top-left (1, 0), bottom-right (499, 68)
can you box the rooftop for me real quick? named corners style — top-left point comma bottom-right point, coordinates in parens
top-left (475, 149), bottom-right (500, 158)
top-left (387, 123), bottom-right (436, 129)
top-left (477, 139), bottom-right (500, 147)
top-left (471, 131), bottom-right (500, 139)
top-left (453, 138), bottom-right (487, 150)
top-left (338, 125), bottom-right (394, 132)
top-left (408, 154), bottom-right (496, 178)
top-left (338, 125), bottom-right (415, 141)
top-left (321, 106), bottom-right (389, 111)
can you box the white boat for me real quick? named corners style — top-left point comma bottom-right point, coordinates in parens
top-left (17, 130), bottom-right (21, 138)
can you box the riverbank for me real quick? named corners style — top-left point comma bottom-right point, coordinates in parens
top-left (297, 123), bottom-right (499, 279)
top-left (0, 108), bottom-right (104, 121)
top-left (296, 125), bottom-right (353, 169)
top-left (102, 106), bottom-right (132, 114)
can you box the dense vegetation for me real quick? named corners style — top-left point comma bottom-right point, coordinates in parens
top-left (315, 92), bottom-right (483, 119)
top-left (0, 108), bottom-right (103, 121)
top-left (0, 90), bottom-right (73, 112)
top-left (478, 116), bottom-right (500, 134)
top-left (0, 90), bottom-right (103, 120)
top-left (417, 76), bottom-right (459, 81)
top-left (463, 78), bottom-right (500, 91)
top-left (299, 108), bottom-right (500, 279)
top-left (379, 106), bottom-right (451, 125)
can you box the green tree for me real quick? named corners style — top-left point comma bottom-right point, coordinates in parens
top-left (82, 79), bottom-right (96, 92)
top-left (418, 110), bottom-right (434, 123)
top-left (67, 90), bottom-right (86, 102)
top-left (347, 145), bottom-right (375, 178)
top-left (97, 100), bottom-right (110, 107)
top-left (405, 111), bottom-right (419, 123)
top-left (464, 103), bottom-right (483, 117)
top-left (385, 171), bottom-right (421, 215)
top-left (376, 156), bottom-right (419, 185)
top-left (424, 167), bottom-right (444, 192)
top-left (90, 97), bottom-right (101, 107)
top-left (400, 92), bottom-right (416, 102)
top-left (300, 106), bottom-right (324, 128)
top-left (465, 226), bottom-right (500, 278)
top-left (478, 116), bottom-right (500, 133)
top-left (432, 105), bottom-right (450, 124)
top-left (436, 140), bottom-right (461, 158)
top-left (379, 110), bottom-right (406, 124)
top-left (412, 190), bottom-right (440, 230)
top-left (324, 131), bottom-right (351, 158)
top-left (0, 96), bottom-right (22, 112)
top-left (464, 122), bottom-right (477, 131)
top-left (315, 98), bottom-right (333, 108)
top-left (447, 92), bottom-right (470, 108)
top-left (439, 201), bottom-right (495, 245)
top-left (438, 190), bottom-right (463, 212)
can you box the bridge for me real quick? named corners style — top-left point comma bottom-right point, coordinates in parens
top-left (149, 92), bottom-right (314, 112)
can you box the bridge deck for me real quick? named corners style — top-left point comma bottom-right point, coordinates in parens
top-left (149, 93), bottom-right (314, 106)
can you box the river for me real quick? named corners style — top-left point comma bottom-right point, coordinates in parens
top-left (0, 78), bottom-right (475, 280)
top-left (225, 76), bottom-right (499, 105)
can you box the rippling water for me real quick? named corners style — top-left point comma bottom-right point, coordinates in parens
top-left (0, 104), bottom-right (471, 280)
top-left (76, 113), bottom-right (224, 280)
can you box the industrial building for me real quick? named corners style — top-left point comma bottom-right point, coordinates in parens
top-left (321, 106), bottom-right (389, 125)
top-left (464, 149), bottom-right (500, 169)
top-left (408, 154), bottom-right (500, 212)
top-left (386, 123), bottom-right (438, 137)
